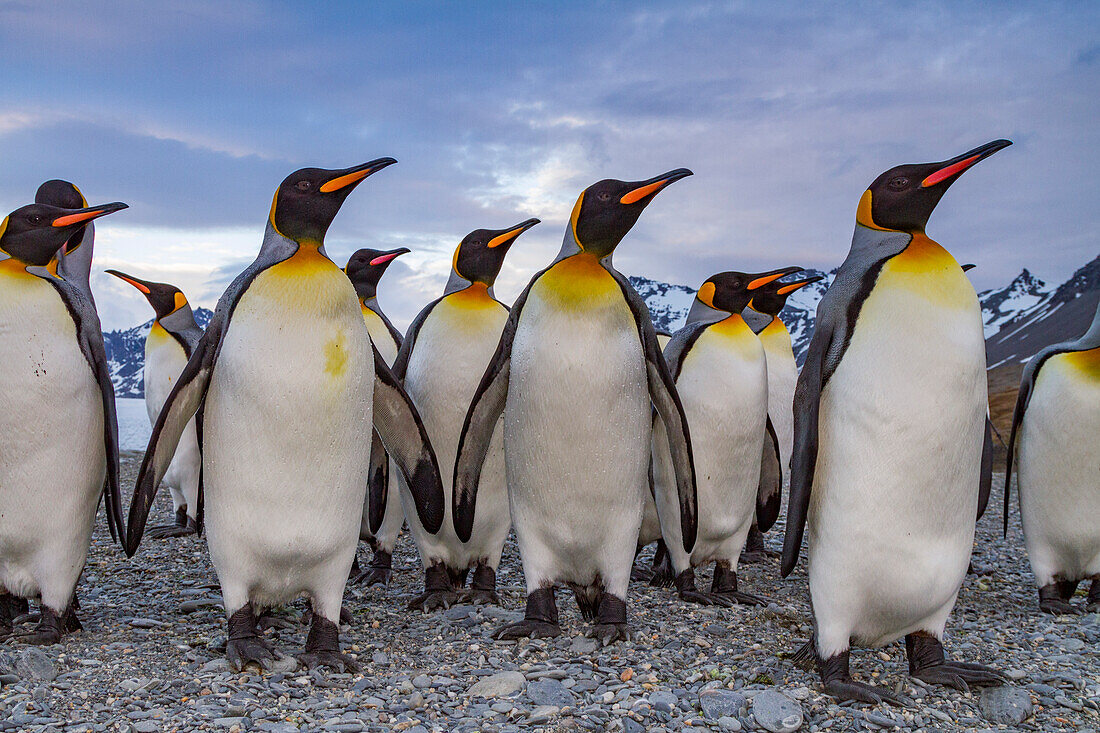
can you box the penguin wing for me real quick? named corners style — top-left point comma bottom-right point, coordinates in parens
top-left (976, 417), bottom-right (993, 521)
top-left (43, 277), bottom-right (125, 546)
top-left (365, 428), bottom-right (390, 536)
top-left (608, 269), bottom-right (698, 553)
top-left (756, 415), bottom-right (783, 532)
top-left (391, 297), bottom-right (442, 380)
top-left (453, 271), bottom-right (548, 542)
top-left (379, 310), bottom-right (404, 352)
top-left (371, 343), bottom-right (445, 534)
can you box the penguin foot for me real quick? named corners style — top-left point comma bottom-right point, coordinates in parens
top-left (226, 636), bottom-right (278, 671)
top-left (351, 550), bottom-right (393, 586)
top-left (298, 649), bottom-right (359, 673)
top-left (1039, 583), bottom-right (1083, 615)
top-left (146, 522), bottom-right (199, 539)
top-left (407, 590), bottom-right (458, 612)
top-left (714, 589), bottom-right (769, 607)
top-left (823, 678), bottom-right (908, 706)
top-left (967, 561), bottom-right (995, 576)
top-left (678, 589), bottom-right (733, 607)
top-left (649, 552), bottom-right (675, 588)
top-left (301, 603), bottom-right (353, 627)
top-left (13, 606), bottom-right (68, 645)
top-left (464, 565), bottom-right (499, 606)
top-left (587, 623), bottom-right (631, 646)
top-left (299, 614), bottom-right (358, 672)
top-left (493, 619), bottom-right (562, 640)
top-left (630, 564), bottom-right (655, 583)
top-left (905, 632), bottom-right (1005, 692)
top-left (256, 608), bottom-right (298, 631)
top-left (1087, 579), bottom-right (1099, 612)
top-left (740, 526), bottom-right (777, 564)
top-left (462, 589), bottom-right (501, 606)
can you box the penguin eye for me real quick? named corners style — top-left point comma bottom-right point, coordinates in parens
top-left (597, 191), bottom-right (612, 202)
top-left (29, 215), bottom-right (43, 225)
top-left (887, 176), bottom-right (910, 192)
top-left (296, 180), bottom-right (313, 192)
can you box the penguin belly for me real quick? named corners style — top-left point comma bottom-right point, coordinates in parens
top-left (760, 322), bottom-right (798, 473)
top-left (505, 264), bottom-right (649, 598)
top-left (0, 269), bottom-right (104, 610)
top-left (400, 294), bottom-right (510, 570)
top-left (653, 322), bottom-right (768, 571)
top-left (144, 327), bottom-right (200, 518)
top-left (358, 308), bottom-right (403, 552)
top-left (203, 259), bottom-right (372, 618)
top-left (1019, 349), bottom-right (1100, 587)
top-left (809, 265), bottom-right (985, 657)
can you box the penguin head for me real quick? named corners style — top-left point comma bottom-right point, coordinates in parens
top-left (344, 247), bottom-right (410, 301)
top-left (35, 180), bottom-right (91, 263)
top-left (857, 139), bottom-right (1011, 233)
top-left (270, 158), bottom-right (397, 244)
top-left (696, 267), bottom-right (803, 316)
top-left (0, 201), bottom-right (127, 267)
top-left (451, 218), bottom-right (540, 288)
top-left (106, 270), bottom-right (189, 320)
top-left (569, 169), bottom-right (692, 258)
top-left (747, 274), bottom-right (823, 317)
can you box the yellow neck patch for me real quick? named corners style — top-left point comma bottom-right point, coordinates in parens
top-left (707, 313), bottom-right (754, 339)
top-left (148, 321), bottom-right (171, 343)
top-left (1059, 346), bottom-right (1100, 381)
top-left (880, 232), bottom-right (973, 308)
top-left (536, 252), bottom-right (618, 307)
top-left (569, 192), bottom-right (585, 249)
top-left (270, 242), bottom-right (333, 278)
top-left (761, 317), bottom-right (788, 338)
top-left (0, 258), bottom-right (31, 277)
top-left (446, 281), bottom-right (498, 311)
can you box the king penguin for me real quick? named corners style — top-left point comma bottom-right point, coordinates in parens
top-left (393, 219), bottom-right (539, 610)
top-left (632, 328), bottom-right (674, 584)
top-left (454, 170), bottom-right (698, 644)
top-left (739, 273), bottom-right (822, 563)
top-left (782, 140), bottom-right (1011, 703)
top-left (106, 270), bottom-right (204, 539)
top-left (0, 198), bottom-right (128, 643)
top-left (1005, 300), bottom-right (1100, 615)
top-left (343, 246), bottom-right (410, 586)
top-left (34, 180), bottom-right (97, 304)
top-left (652, 269), bottom-right (796, 606)
top-left (127, 160), bottom-right (445, 671)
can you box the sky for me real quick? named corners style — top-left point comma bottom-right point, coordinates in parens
top-left (1, 1), bottom-right (1097, 330)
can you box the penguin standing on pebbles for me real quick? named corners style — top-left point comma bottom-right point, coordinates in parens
top-left (651, 269), bottom-right (795, 606)
top-left (454, 170), bottom-right (698, 644)
top-left (0, 198), bottom-right (128, 643)
top-left (782, 141), bottom-right (1011, 703)
top-left (127, 160), bottom-right (445, 671)
top-left (393, 219), bottom-right (539, 611)
top-left (632, 328), bottom-right (674, 585)
top-left (739, 273), bottom-right (822, 563)
top-left (107, 271), bottom-right (204, 539)
top-left (344, 247), bottom-right (410, 586)
top-left (1006, 301), bottom-right (1100, 615)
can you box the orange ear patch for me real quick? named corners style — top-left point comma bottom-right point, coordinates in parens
top-left (696, 281), bottom-right (716, 308)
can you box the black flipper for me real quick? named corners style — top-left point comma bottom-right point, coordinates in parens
top-left (365, 429), bottom-right (389, 535)
top-left (1004, 371), bottom-right (1033, 536)
top-left (976, 417), bottom-right (993, 521)
top-left (370, 343), bottom-right (445, 534)
top-left (391, 297), bottom-right (442, 381)
top-left (756, 415), bottom-right (783, 532)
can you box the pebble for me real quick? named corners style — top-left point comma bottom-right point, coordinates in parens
top-left (468, 671), bottom-right (526, 698)
top-left (751, 689), bottom-right (803, 733)
top-left (980, 685), bottom-right (1034, 725)
top-left (718, 716), bottom-right (742, 731)
top-left (15, 648), bottom-right (56, 682)
top-left (526, 678), bottom-right (574, 707)
top-left (699, 689), bottom-right (745, 720)
top-left (527, 705), bottom-right (560, 723)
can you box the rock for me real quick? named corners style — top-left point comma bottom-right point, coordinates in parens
top-left (698, 689), bottom-right (745, 721)
top-left (267, 654), bottom-right (299, 674)
top-left (407, 691), bottom-right (425, 709)
top-left (624, 719), bottom-right (646, 733)
top-left (15, 649), bottom-right (56, 682)
top-left (412, 674), bottom-right (431, 688)
top-left (468, 671), bottom-right (526, 698)
top-left (751, 689), bottom-right (803, 733)
top-left (133, 723), bottom-right (160, 733)
top-left (527, 705), bottom-right (559, 723)
top-left (718, 717), bottom-right (742, 732)
top-left (128, 617), bottom-right (165, 628)
top-left (570, 637), bottom-right (599, 654)
top-left (526, 678), bottom-right (573, 707)
top-left (980, 685), bottom-right (1033, 726)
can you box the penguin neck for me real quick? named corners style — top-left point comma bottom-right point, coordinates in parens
top-left (740, 306), bottom-right (773, 334)
top-left (444, 269), bottom-right (496, 299)
top-left (552, 227), bottom-right (613, 268)
top-left (444, 280), bottom-right (499, 309)
top-left (160, 302), bottom-right (198, 334)
top-left (1077, 304), bottom-right (1100, 348)
top-left (57, 223), bottom-right (93, 286)
top-left (687, 297), bottom-right (732, 328)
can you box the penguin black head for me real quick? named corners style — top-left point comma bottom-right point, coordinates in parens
top-left (747, 274), bottom-right (823, 317)
top-left (696, 267), bottom-right (803, 315)
top-left (857, 139), bottom-right (1011, 233)
top-left (270, 158), bottom-right (397, 244)
top-left (570, 169), bottom-right (692, 258)
top-left (344, 247), bottom-right (410, 300)
top-left (106, 270), bottom-right (188, 320)
top-left (0, 202), bottom-right (127, 267)
top-left (453, 218), bottom-right (540, 287)
top-left (36, 180), bottom-right (91, 259)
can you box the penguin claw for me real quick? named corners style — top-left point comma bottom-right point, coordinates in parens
top-left (406, 590), bottom-right (458, 612)
top-left (679, 590), bottom-right (733, 607)
top-left (12, 628), bottom-right (62, 646)
top-left (823, 678), bottom-right (910, 707)
top-left (492, 620), bottom-right (561, 640)
top-left (1040, 599), bottom-right (1082, 615)
top-left (226, 637), bottom-right (278, 672)
top-left (146, 523), bottom-right (198, 540)
top-left (715, 590), bottom-right (770, 607)
top-left (351, 568), bottom-right (392, 587)
top-left (298, 650), bottom-right (359, 673)
top-left (1087, 602), bottom-right (1099, 614)
top-left (911, 661), bottom-right (1005, 691)
top-left (256, 611), bottom-right (297, 631)
top-left (587, 623), bottom-right (631, 646)
top-left (737, 550), bottom-right (772, 565)
top-left (630, 565), bottom-right (655, 583)
top-left (461, 589), bottom-right (501, 606)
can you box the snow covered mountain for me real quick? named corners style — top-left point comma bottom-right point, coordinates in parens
top-left (103, 308), bottom-right (213, 397)
top-left (632, 254), bottom-right (1100, 368)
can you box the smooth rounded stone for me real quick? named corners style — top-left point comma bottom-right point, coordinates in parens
top-left (371, 652), bottom-right (388, 665)
top-left (445, 605), bottom-right (476, 620)
top-left (718, 717), bottom-right (742, 732)
top-left (179, 598), bottom-right (222, 613)
top-left (16, 649), bottom-right (57, 682)
top-left (412, 674), bottom-right (432, 689)
top-left (526, 678), bottom-right (574, 708)
top-left (132, 723), bottom-right (159, 733)
top-left (492, 701), bottom-right (514, 714)
top-left (980, 685), bottom-right (1034, 726)
top-left (750, 690), bottom-right (803, 733)
top-left (624, 719), bottom-right (646, 733)
top-left (527, 705), bottom-right (559, 724)
top-left (570, 637), bottom-right (599, 654)
top-left (1063, 638), bottom-right (1086, 652)
top-left (407, 691), bottom-right (426, 709)
top-left (469, 671), bottom-right (526, 698)
top-left (323, 722), bottom-right (364, 732)
top-left (268, 655), bottom-right (298, 674)
top-left (698, 689), bottom-right (745, 721)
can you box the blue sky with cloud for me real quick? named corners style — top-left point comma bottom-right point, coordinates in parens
top-left (2, 1), bottom-right (1097, 329)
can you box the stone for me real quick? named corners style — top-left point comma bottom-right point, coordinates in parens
top-left (718, 717), bottom-right (742, 732)
top-left (16, 649), bottom-right (56, 682)
top-left (570, 637), bottom-right (599, 654)
top-left (751, 689), bottom-right (803, 733)
top-left (468, 671), bottom-right (526, 698)
top-left (527, 705), bottom-right (559, 723)
top-left (980, 685), bottom-right (1033, 726)
top-left (526, 678), bottom-right (573, 707)
top-left (698, 689), bottom-right (745, 721)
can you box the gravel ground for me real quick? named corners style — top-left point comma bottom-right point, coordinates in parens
top-left (1, 453), bottom-right (1097, 732)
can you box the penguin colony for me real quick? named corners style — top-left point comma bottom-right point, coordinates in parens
top-left (0, 139), bottom-right (1097, 705)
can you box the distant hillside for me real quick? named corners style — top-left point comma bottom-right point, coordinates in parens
top-left (103, 308), bottom-right (213, 397)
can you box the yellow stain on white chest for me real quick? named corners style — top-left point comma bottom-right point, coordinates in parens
top-left (1055, 346), bottom-right (1100, 383)
top-left (878, 232), bottom-right (976, 310)
top-left (534, 253), bottom-right (621, 310)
